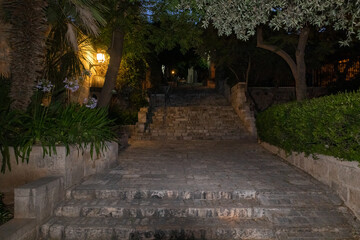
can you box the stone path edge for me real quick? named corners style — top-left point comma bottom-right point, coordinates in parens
top-left (260, 141), bottom-right (360, 220)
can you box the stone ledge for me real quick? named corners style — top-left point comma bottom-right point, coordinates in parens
top-left (260, 141), bottom-right (360, 220)
top-left (0, 141), bottom-right (118, 197)
top-left (222, 82), bottom-right (257, 136)
top-left (15, 176), bottom-right (64, 222)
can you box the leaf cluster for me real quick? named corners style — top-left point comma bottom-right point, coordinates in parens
top-left (0, 103), bottom-right (117, 173)
top-left (186, 0), bottom-right (360, 45)
top-left (256, 91), bottom-right (360, 162)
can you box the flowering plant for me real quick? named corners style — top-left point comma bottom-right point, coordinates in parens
top-left (84, 97), bottom-right (98, 109)
top-left (36, 79), bottom-right (54, 92)
top-left (63, 77), bottom-right (79, 92)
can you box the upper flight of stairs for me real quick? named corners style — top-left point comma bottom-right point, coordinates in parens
top-left (133, 87), bottom-right (254, 141)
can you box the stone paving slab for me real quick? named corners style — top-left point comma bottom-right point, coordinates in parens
top-left (73, 141), bottom-right (337, 193)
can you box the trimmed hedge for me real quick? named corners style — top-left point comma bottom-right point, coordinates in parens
top-left (256, 91), bottom-right (360, 163)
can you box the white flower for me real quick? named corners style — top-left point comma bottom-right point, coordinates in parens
top-left (84, 97), bottom-right (97, 109)
top-left (64, 77), bottom-right (79, 92)
top-left (36, 79), bottom-right (54, 93)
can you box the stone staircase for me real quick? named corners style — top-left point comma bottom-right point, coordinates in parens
top-left (39, 173), bottom-right (360, 240)
top-left (134, 88), bottom-right (254, 141)
top-left (42, 193), bottom-right (274, 239)
top-left (39, 139), bottom-right (360, 240)
top-left (38, 88), bottom-right (359, 239)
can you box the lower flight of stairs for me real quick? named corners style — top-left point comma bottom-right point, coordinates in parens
top-left (39, 187), bottom-right (358, 239)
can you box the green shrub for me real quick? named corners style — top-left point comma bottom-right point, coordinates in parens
top-left (0, 104), bottom-right (118, 173)
top-left (0, 193), bottom-right (13, 225)
top-left (256, 91), bottom-right (360, 162)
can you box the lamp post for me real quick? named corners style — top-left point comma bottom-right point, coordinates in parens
top-left (90, 53), bottom-right (106, 69)
top-left (89, 52), bottom-right (106, 90)
top-left (96, 53), bottom-right (105, 63)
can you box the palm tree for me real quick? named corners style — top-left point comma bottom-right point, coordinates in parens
top-left (44, 0), bottom-right (107, 96)
top-left (0, 0), bottom-right (10, 78)
top-left (4, 0), bottom-right (47, 111)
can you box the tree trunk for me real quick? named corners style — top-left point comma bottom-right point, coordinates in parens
top-left (97, 29), bottom-right (125, 107)
top-left (295, 26), bottom-right (310, 101)
top-left (245, 55), bottom-right (251, 93)
top-left (256, 27), bottom-right (309, 101)
top-left (8, 0), bottom-right (47, 111)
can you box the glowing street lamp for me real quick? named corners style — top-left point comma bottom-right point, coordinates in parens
top-left (171, 70), bottom-right (175, 75)
top-left (96, 53), bottom-right (105, 63)
top-left (89, 52), bottom-right (106, 88)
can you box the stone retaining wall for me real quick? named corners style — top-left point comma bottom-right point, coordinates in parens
top-left (261, 141), bottom-right (360, 220)
top-left (222, 82), bottom-right (257, 136)
top-left (0, 142), bottom-right (118, 196)
top-left (0, 142), bottom-right (118, 240)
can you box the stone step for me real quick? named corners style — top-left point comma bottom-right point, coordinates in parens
top-left (54, 199), bottom-right (349, 223)
top-left (138, 136), bottom-right (255, 141)
top-left (66, 189), bottom-right (258, 201)
top-left (40, 217), bottom-right (275, 240)
top-left (40, 216), bottom-right (357, 240)
top-left (147, 131), bottom-right (249, 136)
top-left (54, 199), bottom-right (263, 219)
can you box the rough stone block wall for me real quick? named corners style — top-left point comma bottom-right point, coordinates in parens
top-left (261, 142), bottom-right (360, 220)
top-left (223, 82), bottom-right (257, 136)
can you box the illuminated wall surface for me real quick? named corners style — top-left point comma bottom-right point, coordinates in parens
top-left (313, 58), bottom-right (360, 86)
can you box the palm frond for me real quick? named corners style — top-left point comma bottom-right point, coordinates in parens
top-left (66, 23), bottom-right (79, 52)
top-left (76, 6), bottom-right (100, 36)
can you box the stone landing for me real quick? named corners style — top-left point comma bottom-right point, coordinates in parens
top-left (40, 141), bottom-right (360, 239)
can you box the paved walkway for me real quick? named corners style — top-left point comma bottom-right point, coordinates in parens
top-left (42, 140), bottom-right (360, 239)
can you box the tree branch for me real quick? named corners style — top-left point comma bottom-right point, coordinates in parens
top-left (256, 27), bottom-right (298, 78)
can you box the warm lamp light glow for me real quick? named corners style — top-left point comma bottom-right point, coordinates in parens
top-left (96, 53), bottom-right (105, 63)
top-left (171, 70), bottom-right (175, 75)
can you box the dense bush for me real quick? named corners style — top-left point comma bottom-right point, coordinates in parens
top-left (0, 104), bottom-right (117, 173)
top-left (256, 91), bottom-right (360, 162)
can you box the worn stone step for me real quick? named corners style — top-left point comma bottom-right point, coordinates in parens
top-left (54, 198), bottom-right (263, 219)
top-left (40, 217), bottom-right (275, 240)
top-left (54, 199), bottom-right (350, 223)
top-left (66, 189), bottom-right (258, 201)
top-left (144, 136), bottom-right (255, 141)
top-left (40, 216), bottom-right (358, 240)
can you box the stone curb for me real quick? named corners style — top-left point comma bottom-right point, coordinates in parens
top-left (260, 141), bottom-right (360, 220)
